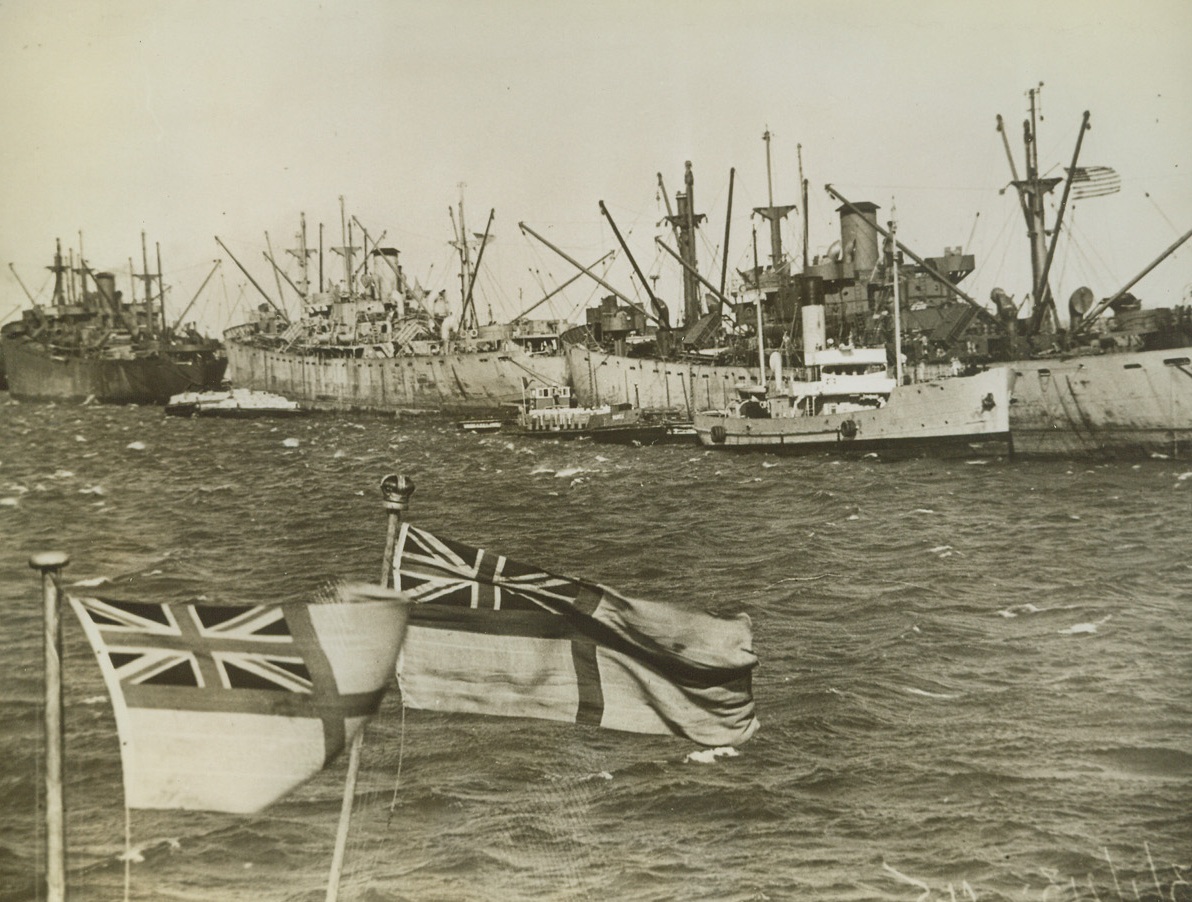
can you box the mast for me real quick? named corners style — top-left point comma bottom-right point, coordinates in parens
top-left (67, 249), bottom-right (77, 305)
top-left (720, 168), bottom-right (735, 298)
top-left (752, 132), bottom-right (798, 331)
top-left (140, 232), bottom-right (156, 339)
top-left (48, 239), bottom-right (68, 306)
top-left (657, 172), bottom-right (680, 246)
top-left (753, 131), bottom-right (797, 273)
top-left (889, 207), bottom-right (903, 384)
top-left (295, 213), bottom-right (311, 296)
top-left (155, 241), bottom-right (168, 335)
top-left (664, 162), bottom-right (706, 326)
top-left (1003, 86), bottom-right (1063, 333)
top-left (752, 225), bottom-right (766, 385)
top-left (452, 187), bottom-right (474, 323)
top-left (331, 196), bottom-right (359, 294)
top-left (265, 232), bottom-right (287, 313)
top-left (798, 144), bottom-right (809, 269)
top-left (1033, 111), bottom-right (1090, 336)
top-left (460, 209), bottom-right (494, 330)
top-left (77, 231), bottom-right (92, 308)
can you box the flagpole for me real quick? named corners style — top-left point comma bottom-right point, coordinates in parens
top-left (32, 551), bottom-right (70, 902)
top-left (325, 475), bottom-right (414, 902)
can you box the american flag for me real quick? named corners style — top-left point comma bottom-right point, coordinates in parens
top-left (394, 523), bottom-right (760, 746)
top-left (1068, 165), bottom-right (1121, 199)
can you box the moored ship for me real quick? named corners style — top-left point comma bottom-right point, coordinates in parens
top-left (221, 199), bottom-right (570, 415)
top-left (540, 101), bottom-right (1192, 458)
top-left (2, 236), bottom-right (227, 405)
top-left (694, 306), bottom-right (1012, 456)
top-left (978, 89), bottom-right (1191, 457)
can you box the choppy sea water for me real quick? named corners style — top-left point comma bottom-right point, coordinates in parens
top-left (1, 397), bottom-right (1189, 902)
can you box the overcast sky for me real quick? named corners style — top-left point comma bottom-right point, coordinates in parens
top-left (2, 0), bottom-right (1189, 334)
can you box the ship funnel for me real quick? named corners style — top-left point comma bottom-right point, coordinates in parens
top-left (371, 248), bottom-right (400, 299)
top-left (93, 272), bottom-right (119, 312)
top-left (802, 304), bottom-right (826, 361)
top-left (836, 201), bottom-right (880, 277)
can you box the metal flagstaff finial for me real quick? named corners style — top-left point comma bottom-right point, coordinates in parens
top-left (379, 474), bottom-right (414, 589)
top-left (380, 473), bottom-right (415, 512)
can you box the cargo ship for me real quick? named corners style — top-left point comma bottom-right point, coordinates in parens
top-left (2, 236), bottom-right (227, 405)
top-left (221, 200), bottom-right (570, 415)
top-left (536, 98), bottom-right (1192, 458)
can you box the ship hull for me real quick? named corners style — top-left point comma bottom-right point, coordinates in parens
top-left (225, 326), bottom-right (569, 415)
top-left (565, 344), bottom-right (756, 412)
top-left (590, 422), bottom-right (697, 446)
top-left (2, 337), bottom-right (227, 405)
top-left (1006, 347), bottom-right (1192, 458)
top-left (571, 341), bottom-right (1192, 458)
top-left (694, 367), bottom-right (1013, 458)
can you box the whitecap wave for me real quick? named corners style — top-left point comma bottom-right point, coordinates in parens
top-left (903, 687), bottom-right (958, 699)
top-left (1061, 615), bottom-right (1111, 635)
top-left (685, 746), bottom-right (740, 764)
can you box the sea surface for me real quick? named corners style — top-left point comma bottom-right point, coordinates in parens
top-left (1, 397), bottom-right (1189, 902)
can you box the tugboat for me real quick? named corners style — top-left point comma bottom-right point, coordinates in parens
top-left (694, 304), bottom-right (1013, 456)
top-left (513, 385), bottom-right (610, 438)
top-left (2, 235), bottom-right (226, 404)
top-left (587, 407), bottom-right (696, 446)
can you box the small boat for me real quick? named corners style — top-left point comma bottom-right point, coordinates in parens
top-left (513, 385), bottom-right (609, 438)
top-left (694, 306), bottom-right (1013, 456)
top-left (457, 418), bottom-right (503, 433)
top-left (588, 406), bottom-right (696, 446)
top-left (165, 388), bottom-right (307, 418)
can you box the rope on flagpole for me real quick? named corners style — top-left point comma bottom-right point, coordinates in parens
top-left (386, 703), bottom-right (407, 825)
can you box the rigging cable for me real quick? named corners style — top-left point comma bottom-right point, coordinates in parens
top-left (385, 703), bottom-right (407, 825)
top-left (1144, 191), bottom-right (1181, 235)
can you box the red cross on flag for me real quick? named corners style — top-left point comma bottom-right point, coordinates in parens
top-left (394, 524), bottom-right (759, 747)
